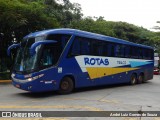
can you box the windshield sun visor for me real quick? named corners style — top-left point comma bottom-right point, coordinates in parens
top-left (30, 40), bottom-right (57, 56)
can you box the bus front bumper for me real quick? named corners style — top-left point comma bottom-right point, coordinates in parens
top-left (12, 78), bottom-right (58, 92)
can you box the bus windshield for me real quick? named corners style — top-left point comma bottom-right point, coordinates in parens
top-left (13, 34), bottom-right (71, 74)
top-left (14, 36), bottom-right (45, 73)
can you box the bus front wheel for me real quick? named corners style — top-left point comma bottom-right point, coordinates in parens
top-left (58, 77), bottom-right (74, 94)
top-left (130, 74), bottom-right (137, 85)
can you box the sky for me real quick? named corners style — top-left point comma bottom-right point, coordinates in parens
top-left (69, 0), bottom-right (160, 31)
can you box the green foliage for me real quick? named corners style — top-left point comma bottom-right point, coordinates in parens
top-left (0, 0), bottom-right (160, 73)
top-left (68, 17), bottom-right (116, 37)
top-left (44, 0), bottom-right (83, 27)
top-left (0, 0), bottom-right (59, 54)
top-left (0, 0), bottom-right (59, 30)
top-left (69, 16), bottom-right (160, 53)
top-left (0, 72), bottom-right (10, 80)
top-left (0, 0), bottom-right (158, 49)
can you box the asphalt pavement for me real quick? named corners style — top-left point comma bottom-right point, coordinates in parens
top-left (0, 75), bottom-right (160, 120)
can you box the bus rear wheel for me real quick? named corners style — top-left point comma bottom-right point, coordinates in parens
top-left (130, 74), bottom-right (137, 85)
top-left (58, 77), bottom-right (74, 94)
top-left (138, 74), bottom-right (144, 84)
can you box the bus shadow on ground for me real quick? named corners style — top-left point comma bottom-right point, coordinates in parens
top-left (16, 82), bottom-right (149, 98)
top-left (73, 82), bottom-right (149, 93)
top-left (17, 91), bottom-right (59, 98)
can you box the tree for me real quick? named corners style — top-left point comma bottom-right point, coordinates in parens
top-left (0, 0), bottom-right (59, 46)
top-left (0, 0), bottom-right (60, 71)
top-left (151, 21), bottom-right (160, 53)
top-left (44, 0), bottom-right (83, 27)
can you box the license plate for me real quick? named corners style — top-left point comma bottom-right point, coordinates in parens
top-left (15, 84), bottom-right (20, 88)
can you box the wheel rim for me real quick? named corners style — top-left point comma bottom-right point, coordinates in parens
top-left (139, 76), bottom-right (143, 82)
top-left (61, 81), bottom-right (69, 90)
top-left (132, 77), bottom-right (136, 84)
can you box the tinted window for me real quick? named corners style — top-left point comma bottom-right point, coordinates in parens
top-left (68, 36), bottom-right (153, 60)
top-left (39, 34), bottom-right (71, 67)
top-left (68, 37), bottom-right (91, 56)
top-left (81, 39), bottom-right (91, 55)
top-left (70, 38), bottom-right (80, 56)
top-left (126, 46), bottom-right (153, 60)
top-left (124, 45), bottom-right (130, 58)
top-left (99, 41), bottom-right (108, 56)
top-left (108, 43), bottom-right (115, 57)
top-left (142, 49), bottom-right (153, 60)
top-left (102, 42), bottom-right (108, 56)
top-left (91, 40), bottom-right (99, 56)
top-left (115, 44), bottom-right (125, 57)
top-left (46, 34), bottom-right (71, 49)
top-left (40, 45), bottom-right (54, 66)
top-left (69, 37), bottom-right (110, 57)
top-left (138, 48), bottom-right (143, 59)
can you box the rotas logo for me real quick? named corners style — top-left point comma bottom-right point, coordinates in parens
top-left (84, 57), bottom-right (109, 66)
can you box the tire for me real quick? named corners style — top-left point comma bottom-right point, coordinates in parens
top-left (138, 74), bottom-right (144, 84)
top-left (142, 74), bottom-right (147, 83)
top-left (58, 77), bottom-right (74, 94)
top-left (130, 74), bottom-right (137, 85)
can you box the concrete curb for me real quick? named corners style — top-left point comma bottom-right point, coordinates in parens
top-left (0, 80), bottom-right (11, 83)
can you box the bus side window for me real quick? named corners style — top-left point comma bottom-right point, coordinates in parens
top-left (130, 47), bottom-right (135, 58)
top-left (46, 34), bottom-right (71, 49)
top-left (108, 43), bottom-right (115, 57)
top-left (115, 44), bottom-right (125, 57)
top-left (68, 37), bottom-right (91, 57)
top-left (91, 40), bottom-right (98, 56)
top-left (70, 38), bottom-right (80, 56)
top-left (80, 38), bottom-right (91, 55)
top-left (121, 45), bottom-right (125, 57)
top-left (148, 50), bottom-right (151, 60)
top-left (91, 41), bottom-right (103, 56)
top-left (145, 49), bottom-right (151, 60)
top-left (139, 48), bottom-right (143, 59)
top-left (131, 47), bottom-right (135, 58)
top-left (150, 49), bottom-right (154, 60)
top-left (124, 46), bottom-right (130, 58)
top-left (115, 44), bottom-right (120, 57)
top-left (90, 40), bottom-right (108, 57)
top-left (142, 49), bottom-right (148, 59)
top-left (133, 47), bottom-right (139, 59)
top-left (102, 42), bottom-right (108, 56)
top-left (61, 36), bottom-right (71, 48)
top-left (40, 45), bottom-right (54, 67)
top-left (97, 42), bottom-right (103, 56)
top-left (144, 49), bottom-right (147, 59)
top-left (142, 49), bottom-right (145, 59)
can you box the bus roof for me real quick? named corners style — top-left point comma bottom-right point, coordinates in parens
top-left (24, 28), bottom-right (153, 49)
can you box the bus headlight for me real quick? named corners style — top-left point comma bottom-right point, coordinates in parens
top-left (27, 78), bottom-right (33, 81)
top-left (26, 74), bottom-right (44, 82)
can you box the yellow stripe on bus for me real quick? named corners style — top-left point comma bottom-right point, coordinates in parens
top-left (86, 67), bottom-right (139, 79)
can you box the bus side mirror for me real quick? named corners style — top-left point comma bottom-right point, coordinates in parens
top-left (7, 44), bottom-right (20, 56)
top-left (30, 40), bottom-right (57, 56)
